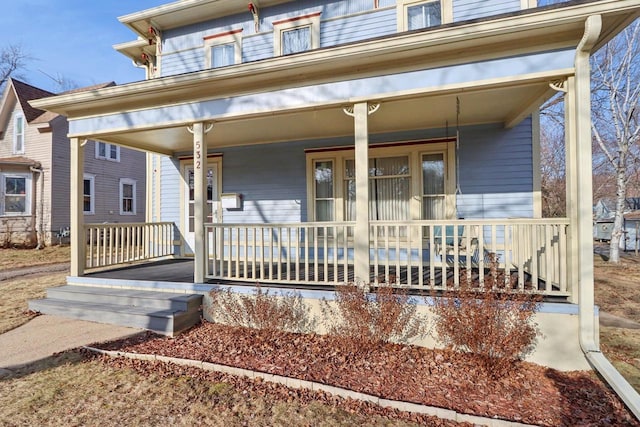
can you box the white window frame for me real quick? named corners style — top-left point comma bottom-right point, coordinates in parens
top-left (1, 172), bottom-right (31, 216)
top-left (13, 112), bottom-right (25, 154)
top-left (204, 29), bottom-right (243, 68)
top-left (306, 140), bottom-right (456, 223)
top-left (119, 178), bottom-right (137, 215)
top-left (83, 174), bottom-right (95, 215)
top-left (95, 141), bottom-right (120, 162)
top-left (397, 0), bottom-right (453, 32)
top-left (273, 12), bottom-right (321, 56)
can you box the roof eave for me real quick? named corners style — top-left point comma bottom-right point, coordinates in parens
top-left (32, 0), bottom-right (640, 117)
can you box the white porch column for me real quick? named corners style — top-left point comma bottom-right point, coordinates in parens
top-left (70, 137), bottom-right (85, 277)
top-left (353, 102), bottom-right (370, 284)
top-left (564, 76), bottom-right (579, 302)
top-left (192, 122), bottom-right (208, 283)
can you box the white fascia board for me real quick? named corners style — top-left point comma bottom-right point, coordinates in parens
top-left (31, 0), bottom-right (640, 117)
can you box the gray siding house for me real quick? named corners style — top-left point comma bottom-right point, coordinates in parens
top-left (0, 79), bottom-right (145, 246)
top-left (28, 1), bottom-right (640, 411)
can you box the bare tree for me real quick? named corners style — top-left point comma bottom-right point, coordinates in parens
top-left (540, 121), bottom-right (566, 217)
top-left (591, 20), bottom-right (640, 262)
top-left (0, 44), bottom-right (30, 90)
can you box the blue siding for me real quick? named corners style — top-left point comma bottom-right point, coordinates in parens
top-left (160, 156), bottom-right (181, 226)
top-left (243, 33), bottom-right (273, 63)
top-left (321, 8), bottom-right (396, 47)
top-left (453, 0), bottom-right (521, 21)
top-left (159, 120), bottom-right (534, 225)
top-left (457, 119), bottom-right (534, 219)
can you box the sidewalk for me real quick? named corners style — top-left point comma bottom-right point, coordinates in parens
top-left (0, 315), bottom-right (141, 372)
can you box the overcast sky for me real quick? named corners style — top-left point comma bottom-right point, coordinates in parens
top-left (0, 0), bottom-right (170, 93)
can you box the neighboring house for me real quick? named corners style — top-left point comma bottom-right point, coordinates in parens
top-left (0, 79), bottom-right (146, 246)
top-left (29, 0), bottom-right (640, 396)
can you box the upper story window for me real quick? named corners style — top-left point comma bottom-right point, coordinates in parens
top-left (273, 12), bottom-right (321, 56)
top-left (1, 173), bottom-right (30, 216)
top-left (95, 142), bottom-right (120, 162)
top-left (398, 0), bottom-right (452, 32)
top-left (204, 29), bottom-right (242, 68)
top-left (13, 112), bottom-right (25, 154)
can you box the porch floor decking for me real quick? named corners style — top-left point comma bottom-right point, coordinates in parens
top-left (85, 258), bottom-right (549, 294)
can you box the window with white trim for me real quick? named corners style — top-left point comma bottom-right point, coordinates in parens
top-left (307, 140), bottom-right (455, 225)
top-left (119, 178), bottom-right (136, 215)
top-left (273, 13), bottom-right (320, 56)
top-left (95, 142), bottom-right (120, 162)
top-left (398, 0), bottom-right (452, 31)
top-left (1, 173), bottom-right (30, 216)
top-left (204, 30), bottom-right (242, 68)
top-left (83, 174), bottom-right (95, 215)
top-left (13, 112), bottom-right (25, 154)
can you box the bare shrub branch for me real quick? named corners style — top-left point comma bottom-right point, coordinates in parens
top-left (431, 258), bottom-right (542, 379)
top-left (207, 286), bottom-right (315, 334)
top-left (321, 283), bottom-right (429, 347)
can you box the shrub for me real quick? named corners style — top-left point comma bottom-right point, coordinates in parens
top-left (207, 286), bottom-right (315, 333)
top-left (431, 256), bottom-right (542, 379)
top-left (321, 283), bottom-right (429, 346)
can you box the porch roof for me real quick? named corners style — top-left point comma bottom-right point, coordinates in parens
top-left (30, 0), bottom-right (640, 156)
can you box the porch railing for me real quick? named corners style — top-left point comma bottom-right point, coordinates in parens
top-left (85, 222), bottom-right (175, 270)
top-left (205, 219), bottom-right (570, 296)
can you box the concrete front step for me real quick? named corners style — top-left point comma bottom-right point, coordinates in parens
top-left (29, 286), bottom-right (202, 336)
top-left (46, 285), bottom-right (200, 312)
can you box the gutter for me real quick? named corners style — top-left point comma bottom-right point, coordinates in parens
top-left (575, 15), bottom-right (640, 419)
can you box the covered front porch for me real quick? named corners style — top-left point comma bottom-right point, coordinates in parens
top-left (80, 218), bottom-right (570, 299)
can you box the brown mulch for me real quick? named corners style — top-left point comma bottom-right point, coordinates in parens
top-left (96, 322), bottom-right (639, 427)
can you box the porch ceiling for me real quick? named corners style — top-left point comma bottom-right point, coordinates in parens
top-left (96, 81), bottom-right (553, 153)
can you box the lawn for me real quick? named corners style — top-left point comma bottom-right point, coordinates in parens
top-left (593, 252), bottom-right (640, 393)
top-left (0, 351), bottom-right (431, 427)
top-left (0, 246), bottom-right (70, 270)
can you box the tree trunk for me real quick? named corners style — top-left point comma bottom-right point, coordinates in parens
top-left (608, 168), bottom-right (627, 263)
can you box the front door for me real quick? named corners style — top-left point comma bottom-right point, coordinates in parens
top-left (184, 164), bottom-right (219, 255)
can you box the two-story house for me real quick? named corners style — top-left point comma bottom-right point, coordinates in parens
top-left (28, 0), bottom-right (640, 411)
top-left (0, 79), bottom-right (146, 247)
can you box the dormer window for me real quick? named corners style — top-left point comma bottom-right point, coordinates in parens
top-left (398, 0), bottom-right (452, 32)
top-left (13, 112), bottom-right (24, 154)
top-left (204, 29), bottom-right (242, 69)
top-left (273, 12), bottom-right (320, 56)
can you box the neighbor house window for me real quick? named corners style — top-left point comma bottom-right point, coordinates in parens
top-left (95, 142), bottom-right (120, 162)
top-left (119, 178), bottom-right (136, 215)
top-left (83, 174), bottom-right (95, 214)
top-left (1, 173), bottom-right (30, 216)
top-left (204, 29), bottom-right (242, 68)
top-left (306, 140), bottom-right (454, 227)
top-left (13, 112), bottom-right (25, 154)
top-left (273, 12), bottom-right (321, 56)
top-left (398, 0), bottom-right (451, 31)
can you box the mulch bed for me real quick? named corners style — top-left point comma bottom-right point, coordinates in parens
top-left (96, 322), bottom-right (639, 427)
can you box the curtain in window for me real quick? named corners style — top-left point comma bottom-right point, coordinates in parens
top-left (422, 153), bottom-right (445, 219)
top-left (4, 176), bottom-right (26, 213)
top-left (344, 156), bottom-right (410, 221)
top-left (282, 27), bottom-right (311, 55)
top-left (122, 184), bottom-right (134, 213)
top-left (407, 2), bottom-right (442, 30)
top-left (14, 116), bottom-right (24, 153)
top-left (314, 161), bottom-right (334, 221)
top-left (212, 43), bottom-right (234, 67)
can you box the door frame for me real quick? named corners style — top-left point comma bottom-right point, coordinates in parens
top-left (180, 156), bottom-right (223, 256)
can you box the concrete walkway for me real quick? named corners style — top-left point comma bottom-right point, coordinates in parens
top-left (0, 315), bottom-right (141, 372)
